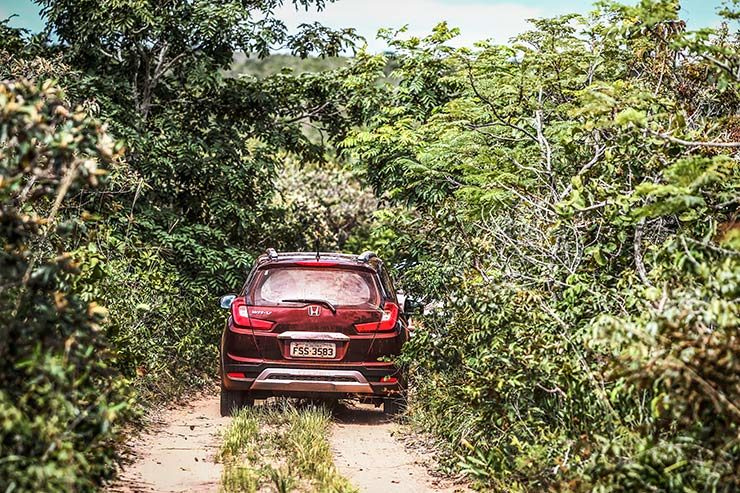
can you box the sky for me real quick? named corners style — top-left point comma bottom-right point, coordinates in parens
top-left (0, 0), bottom-right (731, 52)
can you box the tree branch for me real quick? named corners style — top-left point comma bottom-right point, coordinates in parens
top-left (649, 129), bottom-right (740, 148)
top-left (559, 145), bottom-right (606, 200)
top-left (463, 60), bottom-right (539, 143)
top-left (634, 219), bottom-right (652, 286)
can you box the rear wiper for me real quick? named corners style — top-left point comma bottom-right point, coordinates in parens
top-left (281, 298), bottom-right (337, 314)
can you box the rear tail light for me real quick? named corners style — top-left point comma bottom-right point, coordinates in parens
top-left (355, 302), bottom-right (399, 333)
top-left (231, 298), bottom-right (274, 331)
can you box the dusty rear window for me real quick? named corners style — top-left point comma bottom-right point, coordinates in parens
top-left (251, 267), bottom-right (380, 307)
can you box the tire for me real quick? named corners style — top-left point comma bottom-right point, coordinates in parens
top-left (220, 384), bottom-right (253, 417)
top-left (383, 396), bottom-right (405, 415)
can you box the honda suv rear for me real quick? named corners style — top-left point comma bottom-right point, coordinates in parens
top-left (218, 249), bottom-right (409, 416)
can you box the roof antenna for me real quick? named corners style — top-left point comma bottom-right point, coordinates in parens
top-left (314, 238), bottom-right (320, 262)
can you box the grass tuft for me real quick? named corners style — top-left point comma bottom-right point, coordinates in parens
top-left (219, 400), bottom-right (357, 493)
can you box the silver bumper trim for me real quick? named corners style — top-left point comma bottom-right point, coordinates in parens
top-left (250, 368), bottom-right (373, 393)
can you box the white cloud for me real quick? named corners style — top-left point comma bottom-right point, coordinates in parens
top-left (276, 0), bottom-right (543, 52)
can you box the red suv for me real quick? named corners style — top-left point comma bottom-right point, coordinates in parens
top-left (219, 249), bottom-right (412, 416)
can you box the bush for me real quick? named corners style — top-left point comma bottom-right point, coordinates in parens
top-left (344, 3), bottom-right (740, 490)
top-left (0, 79), bottom-right (134, 492)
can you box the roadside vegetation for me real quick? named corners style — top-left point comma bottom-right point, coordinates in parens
top-left (220, 402), bottom-right (357, 493)
top-left (0, 0), bottom-right (737, 492)
top-left (343, 2), bottom-right (740, 491)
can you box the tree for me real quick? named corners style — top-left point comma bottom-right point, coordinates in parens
top-left (37, 0), bottom-right (359, 119)
top-left (343, 1), bottom-right (740, 490)
top-left (29, 0), bottom-right (367, 293)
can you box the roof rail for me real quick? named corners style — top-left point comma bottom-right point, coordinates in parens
top-left (266, 248), bottom-right (278, 260)
top-left (357, 251), bottom-right (377, 263)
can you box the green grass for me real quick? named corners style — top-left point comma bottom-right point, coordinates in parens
top-left (219, 401), bottom-right (357, 493)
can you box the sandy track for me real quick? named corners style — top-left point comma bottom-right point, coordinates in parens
top-left (331, 404), bottom-right (469, 493)
top-left (107, 394), bottom-right (467, 493)
top-left (107, 392), bottom-right (228, 493)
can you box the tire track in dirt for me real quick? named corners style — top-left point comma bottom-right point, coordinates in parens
top-left (107, 392), bottom-right (227, 493)
top-left (330, 404), bottom-right (470, 493)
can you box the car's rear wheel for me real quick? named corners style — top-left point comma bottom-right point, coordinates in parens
top-left (220, 383), bottom-right (253, 417)
top-left (382, 396), bottom-right (405, 415)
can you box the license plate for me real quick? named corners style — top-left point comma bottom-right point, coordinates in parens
top-left (289, 341), bottom-right (336, 359)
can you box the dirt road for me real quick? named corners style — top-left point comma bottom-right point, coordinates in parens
top-left (108, 393), bottom-right (229, 493)
top-left (331, 404), bottom-right (468, 493)
top-left (108, 394), bottom-right (466, 492)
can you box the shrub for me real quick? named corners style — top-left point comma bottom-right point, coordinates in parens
top-left (0, 79), bottom-right (134, 492)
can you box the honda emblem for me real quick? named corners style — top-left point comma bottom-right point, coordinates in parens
top-left (308, 305), bottom-right (321, 316)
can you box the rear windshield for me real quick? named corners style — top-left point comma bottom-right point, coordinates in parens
top-left (251, 267), bottom-right (380, 307)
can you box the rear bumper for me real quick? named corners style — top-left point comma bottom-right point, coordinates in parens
top-left (251, 368), bottom-right (373, 393)
top-left (222, 361), bottom-right (403, 396)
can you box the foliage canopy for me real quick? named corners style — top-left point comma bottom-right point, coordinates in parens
top-left (1, 0), bottom-right (738, 491)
